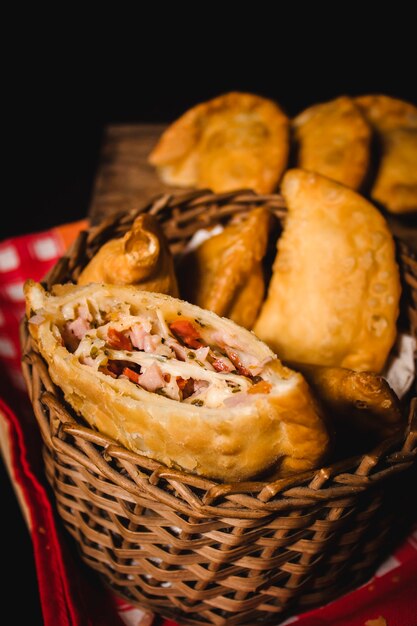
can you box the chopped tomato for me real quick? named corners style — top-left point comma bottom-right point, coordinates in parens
top-left (248, 381), bottom-right (272, 395)
top-left (169, 319), bottom-right (203, 349)
top-left (122, 367), bottom-right (140, 384)
top-left (176, 376), bottom-right (195, 399)
top-left (107, 327), bottom-right (133, 351)
top-left (164, 373), bottom-right (171, 383)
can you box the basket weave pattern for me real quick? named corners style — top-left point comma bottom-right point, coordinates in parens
top-left (21, 190), bottom-right (417, 626)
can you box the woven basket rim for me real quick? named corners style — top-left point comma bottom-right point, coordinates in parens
top-left (21, 189), bottom-right (417, 518)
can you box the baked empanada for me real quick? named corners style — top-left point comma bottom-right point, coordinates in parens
top-left (254, 169), bottom-right (400, 373)
top-left (179, 207), bottom-right (270, 329)
top-left (293, 96), bottom-right (371, 189)
top-left (291, 362), bottom-right (403, 440)
top-left (355, 95), bottom-right (417, 213)
top-left (78, 214), bottom-right (179, 296)
top-left (25, 281), bottom-right (329, 482)
top-left (149, 92), bottom-right (289, 193)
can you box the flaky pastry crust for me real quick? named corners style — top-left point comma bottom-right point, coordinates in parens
top-left (149, 92), bottom-right (289, 194)
top-left (179, 207), bottom-right (270, 329)
top-left (293, 96), bottom-right (371, 189)
top-left (254, 169), bottom-right (400, 373)
top-left (78, 214), bottom-right (178, 296)
top-left (356, 95), bottom-right (417, 213)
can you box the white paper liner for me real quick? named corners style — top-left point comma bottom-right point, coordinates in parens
top-left (382, 332), bottom-right (416, 399)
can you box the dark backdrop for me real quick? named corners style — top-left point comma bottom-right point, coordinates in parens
top-left (7, 39), bottom-right (417, 240)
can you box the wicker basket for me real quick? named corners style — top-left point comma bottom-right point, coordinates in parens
top-left (21, 190), bottom-right (417, 626)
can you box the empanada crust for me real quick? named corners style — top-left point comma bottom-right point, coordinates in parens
top-left (78, 214), bottom-right (179, 296)
top-left (180, 207), bottom-right (270, 329)
top-left (25, 282), bottom-right (329, 482)
top-left (356, 95), bottom-right (417, 213)
top-left (293, 96), bottom-right (371, 189)
top-left (254, 169), bottom-right (400, 373)
top-left (149, 92), bottom-right (289, 194)
top-left (292, 362), bottom-right (403, 439)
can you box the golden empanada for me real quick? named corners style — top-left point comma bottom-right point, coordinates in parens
top-left (25, 281), bottom-right (329, 481)
top-left (355, 95), bottom-right (417, 213)
top-left (180, 207), bottom-right (270, 329)
top-left (291, 362), bottom-right (403, 440)
top-left (293, 96), bottom-right (371, 189)
top-left (78, 214), bottom-right (179, 296)
top-left (149, 92), bottom-right (289, 193)
top-left (254, 169), bottom-right (400, 373)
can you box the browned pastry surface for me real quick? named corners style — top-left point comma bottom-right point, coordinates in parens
top-left (356, 94), bottom-right (417, 213)
top-left (293, 96), bottom-right (371, 189)
top-left (149, 92), bottom-right (289, 193)
top-left (179, 207), bottom-right (271, 329)
top-left (254, 169), bottom-right (401, 373)
top-left (78, 214), bottom-right (178, 296)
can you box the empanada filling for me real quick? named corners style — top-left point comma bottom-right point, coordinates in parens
top-left (47, 300), bottom-right (275, 409)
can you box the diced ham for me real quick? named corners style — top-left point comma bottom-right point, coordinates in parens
top-left (139, 362), bottom-right (165, 392)
top-left (67, 317), bottom-right (90, 340)
top-left (107, 328), bottom-right (133, 351)
top-left (211, 353), bottom-right (235, 373)
top-left (165, 338), bottom-right (188, 361)
top-left (130, 324), bottom-right (147, 350)
top-left (143, 334), bottom-right (161, 353)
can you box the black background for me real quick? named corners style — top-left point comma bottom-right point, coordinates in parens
top-left (3, 29), bottom-right (417, 625)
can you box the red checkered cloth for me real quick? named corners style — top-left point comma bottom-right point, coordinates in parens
top-left (0, 223), bottom-right (416, 626)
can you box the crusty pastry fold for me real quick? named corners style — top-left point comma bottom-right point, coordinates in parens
top-left (78, 214), bottom-right (179, 296)
top-left (355, 95), bottom-right (417, 214)
top-left (149, 92), bottom-right (289, 194)
top-left (25, 281), bottom-right (329, 482)
top-left (179, 207), bottom-right (271, 329)
top-left (254, 169), bottom-right (401, 373)
top-left (293, 96), bottom-right (371, 190)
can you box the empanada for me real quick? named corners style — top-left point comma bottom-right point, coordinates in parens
top-left (25, 281), bottom-right (329, 482)
top-left (179, 207), bottom-right (270, 329)
top-left (254, 169), bottom-right (400, 373)
top-left (78, 214), bottom-right (179, 296)
top-left (149, 92), bottom-right (289, 193)
top-left (355, 95), bottom-right (417, 213)
top-left (291, 362), bottom-right (403, 440)
top-left (293, 96), bottom-right (371, 189)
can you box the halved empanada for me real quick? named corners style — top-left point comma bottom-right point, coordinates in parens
top-left (25, 281), bottom-right (329, 482)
